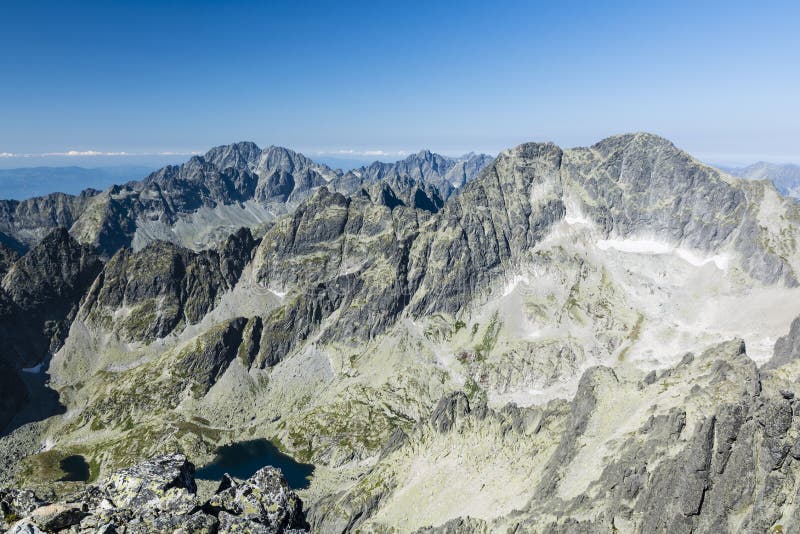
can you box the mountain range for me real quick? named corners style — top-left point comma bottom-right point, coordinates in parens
top-left (721, 162), bottom-right (800, 199)
top-left (1, 133), bottom-right (800, 533)
top-left (0, 166), bottom-right (157, 201)
top-left (0, 147), bottom-right (491, 257)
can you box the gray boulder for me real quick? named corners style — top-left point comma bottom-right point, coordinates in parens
top-left (205, 467), bottom-right (307, 532)
top-left (99, 454), bottom-right (196, 511)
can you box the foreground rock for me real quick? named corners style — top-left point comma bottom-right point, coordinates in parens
top-left (0, 454), bottom-right (308, 533)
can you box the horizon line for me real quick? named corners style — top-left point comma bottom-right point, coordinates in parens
top-left (1, 146), bottom-right (799, 168)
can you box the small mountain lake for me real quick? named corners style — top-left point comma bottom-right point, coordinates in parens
top-left (58, 455), bottom-right (90, 482)
top-left (195, 439), bottom-right (314, 489)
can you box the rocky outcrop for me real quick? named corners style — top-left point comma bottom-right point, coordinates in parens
top-left (408, 141), bottom-right (567, 315)
top-left (2, 228), bottom-right (101, 313)
top-left (764, 315), bottom-right (800, 370)
top-left (0, 454), bottom-right (308, 533)
top-left (429, 392), bottom-right (472, 433)
top-left (0, 244), bottom-right (19, 278)
top-left (491, 340), bottom-right (800, 534)
top-left (0, 227), bottom-right (102, 369)
top-left (307, 339), bottom-right (800, 533)
top-left (205, 469), bottom-right (307, 532)
top-left (79, 228), bottom-right (256, 342)
top-left (252, 185), bottom-right (433, 353)
top-left (414, 517), bottom-right (490, 534)
top-left (362, 176), bottom-right (444, 213)
top-left (174, 317), bottom-right (247, 396)
top-left (255, 273), bottom-right (362, 368)
top-left (0, 191), bottom-right (99, 253)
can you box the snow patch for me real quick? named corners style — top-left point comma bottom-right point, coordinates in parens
top-left (529, 179), bottom-right (557, 204)
top-left (563, 198), bottom-right (593, 226)
top-left (22, 362), bottom-right (43, 373)
top-left (564, 213), bottom-right (592, 226)
top-left (674, 248), bottom-right (730, 269)
top-left (502, 274), bottom-right (531, 297)
top-left (596, 238), bottom-right (673, 255)
top-left (596, 237), bottom-right (729, 270)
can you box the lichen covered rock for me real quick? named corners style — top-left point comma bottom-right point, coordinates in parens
top-left (0, 454), bottom-right (307, 533)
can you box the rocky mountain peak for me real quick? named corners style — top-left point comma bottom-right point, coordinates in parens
top-left (604, 131), bottom-right (673, 144)
top-left (0, 226), bottom-right (102, 380)
top-left (499, 140), bottom-right (563, 162)
top-left (1, 227), bottom-right (100, 307)
top-left (203, 141), bottom-right (262, 171)
top-left (256, 145), bottom-right (338, 181)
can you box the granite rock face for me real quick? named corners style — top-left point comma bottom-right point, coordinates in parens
top-left (0, 244), bottom-right (19, 278)
top-left (78, 228), bottom-right (256, 342)
top-left (99, 453), bottom-right (197, 510)
top-left (205, 468), bottom-right (306, 532)
top-left (0, 227), bottom-right (101, 381)
top-left (414, 517), bottom-right (490, 534)
top-left (174, 317), bottom-right (248, 396)
top-left (765, 315), bottom-right (800, 370)
top-left (0, 191), bottom-right (99, 253)
top-left (312, 340), bottom-right (800, 533)
top-left (251, 184), bottom-right (435, 354)
top-left (0, 454), bottom-right (308, 533)
top-left (2, 228), bottom-right (101, 318)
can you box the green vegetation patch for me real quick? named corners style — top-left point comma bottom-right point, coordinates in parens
top-left (474, 311), bottom-right (501, 359)
top-left (617, 313), bottom-right (644, 362)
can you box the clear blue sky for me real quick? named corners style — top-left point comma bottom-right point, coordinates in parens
top-left (1, 0), bottom-right (799, 166)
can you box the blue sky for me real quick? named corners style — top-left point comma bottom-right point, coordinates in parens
top-left (1, 0), bottom-right (799, 167)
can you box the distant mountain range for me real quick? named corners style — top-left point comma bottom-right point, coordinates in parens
top-left (0, 166), bottom-right (157, 200)
top-left (719, 162), bottom-right (800, 198)
top-left (0, 146), bottom-right (493, 256)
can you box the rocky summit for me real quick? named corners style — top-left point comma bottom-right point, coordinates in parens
top-left (2, 133), bottom-right (800, 533)
top-left (0, 453), bottom-right (309, 533)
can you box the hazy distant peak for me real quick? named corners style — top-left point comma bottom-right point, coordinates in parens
top-left (722, 161), bottom-right (800, 199)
